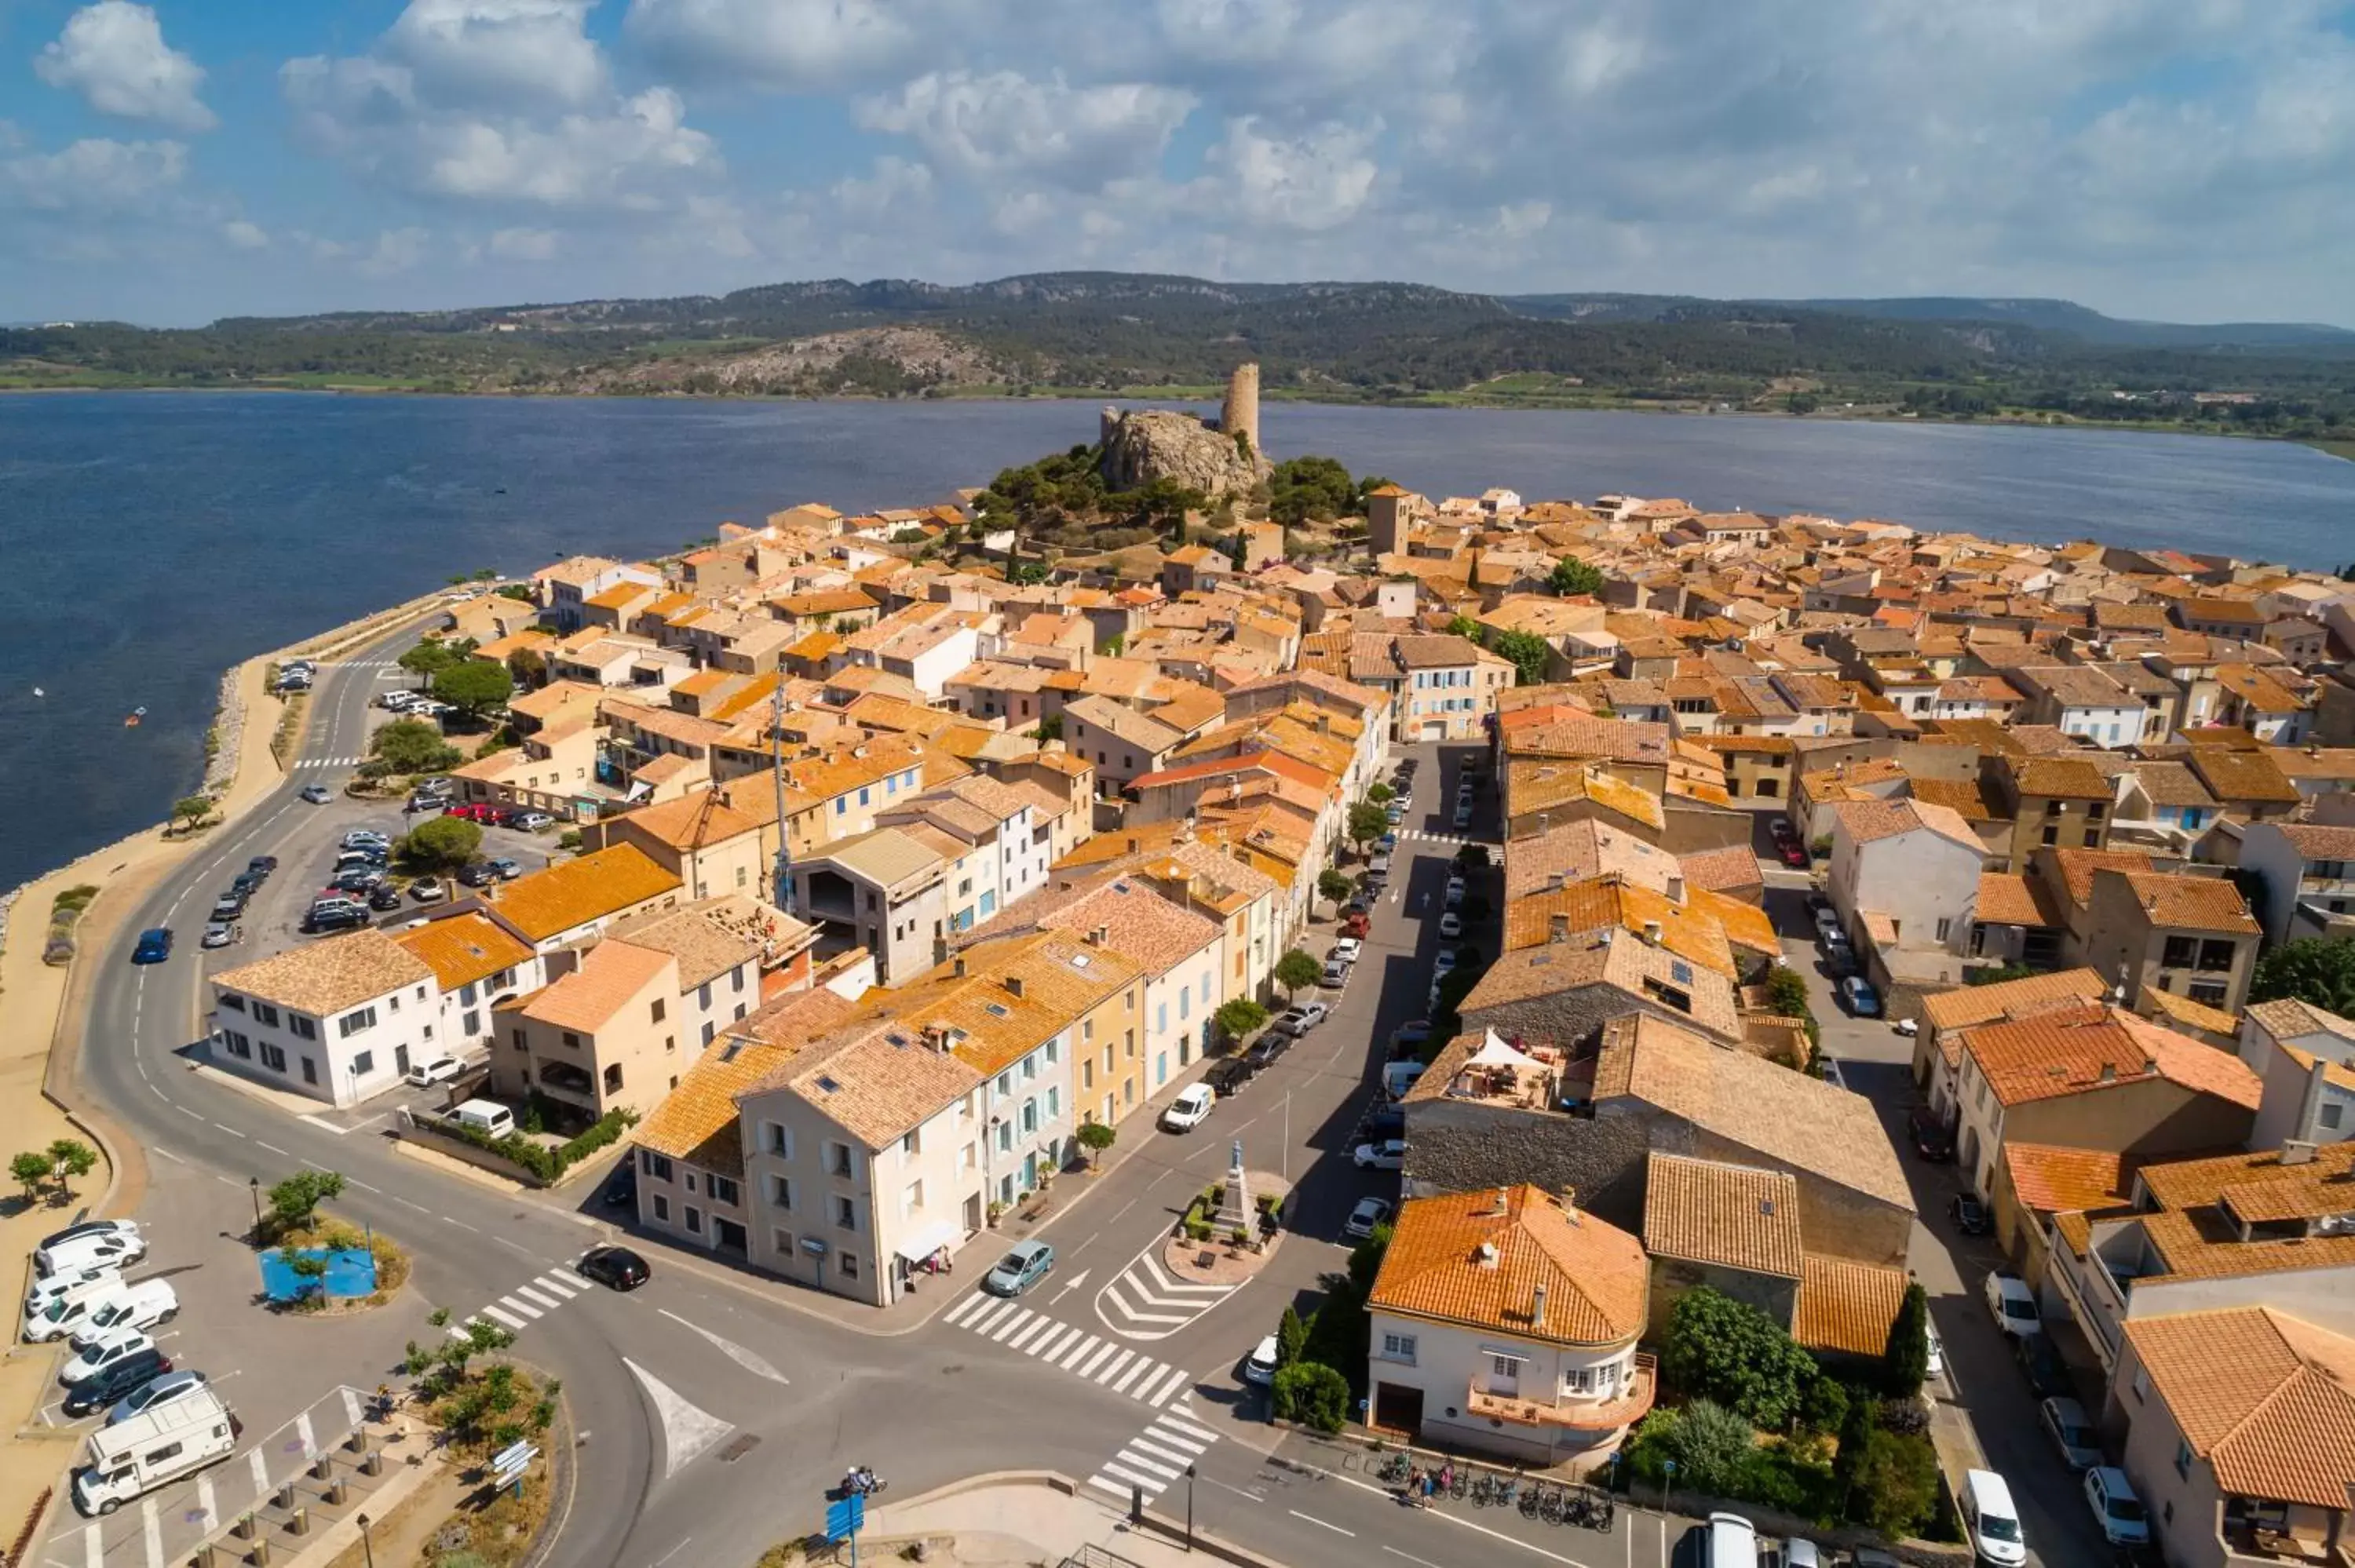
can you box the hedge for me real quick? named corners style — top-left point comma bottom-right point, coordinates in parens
top-left (438, 1107), bottom-right (637, 1183)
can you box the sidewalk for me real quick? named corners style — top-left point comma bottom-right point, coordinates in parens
top-left (865, 1474), bottom-right (1279, 1568)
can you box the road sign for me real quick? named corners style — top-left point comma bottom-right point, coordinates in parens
top-left (491, 1442), bottom-right (537, 1489)
top-left (826, 1494), bottom-right (865, 1543)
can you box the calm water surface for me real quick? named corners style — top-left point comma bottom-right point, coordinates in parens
top-left (2, 392), bottom-right (2350, 893)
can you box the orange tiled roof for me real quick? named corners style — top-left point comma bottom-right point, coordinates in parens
top-left (2000, 1143), bottom-right (2135, 1216)
top-left (1641, 1153), bottom-right (1801, 1278)
top-left (1369, 1184), bottom-right (1648, 1348)
top-left (2124, 1308), bottom-right (2355, 1509)
top-left (1961, 1004), bottom-right (2260, 1110)
top-left (1792, 1255), bottom-right (1908, 1358)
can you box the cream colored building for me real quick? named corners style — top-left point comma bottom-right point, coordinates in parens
top-left (492, 939), bottom-right (687, 1125)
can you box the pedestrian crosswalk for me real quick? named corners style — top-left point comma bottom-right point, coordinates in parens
top-left (1397, 830), bottom-right (1473, 847)
top-left (452, 1253), bottom-right (594, 1337)
top-left (940, 1289), bottom-right (1197, 1407)
top-left (1089, 1396), bottom-right (1219, 1504)
top-left (294, 755), bottom-right (364, 769)
top-left (1094, 1249), bottom-right (1234, 1340)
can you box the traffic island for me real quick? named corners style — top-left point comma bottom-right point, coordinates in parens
top-left (1163, 1170), bottom-right (1290, 1286)
top-left (254, 1190), bottom-right (412, 1318)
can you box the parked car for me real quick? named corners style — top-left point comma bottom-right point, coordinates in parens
top-left (488, 858), bottom-right (522, 880)
top-left (70, 1283), bottom-right (178, 1350)
top-left (1821, 936), bottom-right (1859, 979)
top-left (1360, 1106), bottom-right (1405, 1143)
top-left (1204, 1058), bottom-right (1255, 1097)
top-left (2015, 1330), bottom-right (2070, 1397)
top-left (105, 1369), bottom-right (210, 1426)
top-left (2039, 1396), bottom-right (2101, 1468)
top-left (1813, 905), bottom-right (1843, 938)
top-left (1838, 975), bottom-right (1882, 1017)
top-left (1344, 1197), bottom-right (1392, 1239)
top-left (60, 1348), bottom-right (172, 1418)
top-left (1242, 1035), bottom-right (1288, 1070)
top-left (457, 862), bottom-right (496, 888)
top-left (1924, 1323), bottom-right (1944, 1382)
top-left (1241, 1333), bottom-right (1280, 1385)
top-left (1438, 910), bottom-right (1462, 939)
top-left (1950, 1194), bottom-right (1992, 1234)
top-left (367, 885), bottom-right (403, 912)
top-left (1273, 1002), bottom-right (1329, 1037)
top-left (25, 1263), bottom-right (123, 1320)
top-left (513, 811), bottom-right (554, 832)
top-left (1376, 831), bottom-right (1397, 853)
top-left (982, 1240), bottom-right (1054, 1297)
top-left (341, 829), bottom-right (391, 848)
top-left (41, 1220), bottom-right (139, 1253)
top-left (61, 1330), bottom-right (159, 1385)
top-left (1161, 1084), bottom-right (1218, 1132)
top-left (1908, 1105), bottom-right (1955, 1161)
top-left (1331, 936), bottom-right (1363, 965)
top-left (330, 870), bottom-right (385, 895)
top-left (1320, 956), bottom-right (1349, 987)
top-left (246, 855), bottom-right (278, 877)
top-left (2083, 1467), bottom-right (2150, 1547)
top-left (230, 870), bottom-right (265, 895)
top-left (576, 1245), bottom-right (650, 1291)
top-left (199, 923), bottom-right (236, 950)
top-left (1984, 1271), bottom-right (2043, 1337)
top-left (1451, 800), bottom-right (1473, 830)
top-left (37, 1228), bottom-right (148, 1281)
top-left (305, 905), bottom-right (368, 934)
top-left (410, 877), bottom-right (447, 902)
top-left (1340, 911), bottom-right (1371, 940)
top-left (600, 1161), bottom-right (637, 1210)
top-left (130, 928), bottom-right (172, 965)
top-left (298, 786), bottom-right (331, 805)
top-left (1392, 1019), bottom-right (1432, 1055)
top-left (1776, 837), bottom-right (1811, 869)
top-left (404, 1056), bottom-right (464, 1088)
top-left (1352, 1139), bottom-right (1408, 1171)
top-left (1433, 947), bottom-right (1459, 977)
top-left (1444, 873), bottom-right (1466, 907)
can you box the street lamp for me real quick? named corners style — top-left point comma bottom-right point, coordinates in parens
top-left (1184, 1463), bottom-right (1196, 1553)
top-left (249, 1176), bottom-right (262, 1242)
top-left (356, 1511), bottom-right (375, 1568)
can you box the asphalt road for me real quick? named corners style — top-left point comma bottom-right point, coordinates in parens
top-left (53, 719), bottom-right (1736, 1568)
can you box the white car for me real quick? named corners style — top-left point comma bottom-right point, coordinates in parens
top-left (1444, 874), bottom-right (1466, 907)
top-left (26, 1264), bottom-right (122, 1317)
top-left (105, 1369), bottom-right (210, 1425)
top-left (405, 1055), bottom-right (465, 1087)
top-left (1924, 1322), bottom-right (1944, 1382)
top-left (1813, 906), bottom-right (1843, 938)
top-left (2083, 1467), bottom-right (2149, 1546)
top-left (1984, 1271), bottom-right (2042, 1337)
top-left (2040, 1396), bottom-right (2101, 1468)
top-left (1344, 1197), bottom-right (1392, 1239)
top-left (60, 1330), bottom-right (157, 1385)
top-left (1433, 947), bottom-right (1459, 977)
top-left (69, 1282), bottom-right (177, 1350)
top-left (1438, 910), bottom-right (1462, 939)
top-left (1353, 1139), bottom-right (1407, 1171)
top-left (1331, 937), bottom-right (1363, 965)
top-left (1274, 1002), bottom-right (1329, 1037)
top-left (1161, 1084), bottom-right (1217, 1132)
top-left (1242, 1333), bottom-right (1280, 1385)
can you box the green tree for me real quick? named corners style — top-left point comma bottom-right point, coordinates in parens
top-left (1102, 633), bottom-right (1126, 658)
top-left (402, 815), bottom-right (483, 871)
top-left (10, 1150), bottom-right (54, 1202)
top-left (433, 659), bottom-right (514, 719)
top-left (1802, 1372), bottom-right (1851, 1439)
top-left (170, 795), bottom-right (212, 831)
top-left (1658, 1399), bottom-right (1756, 1493)
top-left (1316, 869), bottom-right (1355, 906)
top-left (1274, 949), bottom-right (1322, 1001)
top-left (1031, 713), bottom-right (1064, 742)
top-left (1662, 1286), bottom-right (1820, 1429)
top-left (1214, 997), bottom-right (1269, 1041)
top-left (1785, 392), bottom-right (1820, 414)
top-left (1276, 1304), bottom-right (1308, 1369)
top-left (1365, 781), bottom-right (1394, 804)
top-left (1550, 558), bottom-right (1605, 597)
top-left (398, 640), bottom-right (458, 685)
top-left (1346, 801), bottom-right (1391, 849)
top-left (284, 1253), bottom-right (331, 1300)
top-left (1265, 456), bottom-right (1358, 527)
top-left (1764, 965), bottom-right (1813, 1021)
top-left (2252, 937), bottom-right (2355, 1014)
top-left (370, 717), bottom-right (461, 774)
top-left (1075, 1120), bottom-right (1116, 1169)
top-left (506, 647), bottom-right (548, 689)
top-left (268, 1169), bottom-right (345, 1230)
top-left (1838, 1406), bottom-right (1939, 1536)
top-left (1882, 1282), bottom-right (1932, 1399)
top-left (1269, 1362), bottom-right (1350, 1432)
top-left (1444, 614), bottom-right (1483, 640)
top-left (1487, 629), bottom-right (1552, 686)
top-left (46, 1140), bottom-right (96, 1199)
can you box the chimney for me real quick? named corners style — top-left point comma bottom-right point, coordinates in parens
top-left (1531, 1283), bottom-right (1548, 1330)
top-left (1560, 1185), bottom-right (1578, 1218)
top-left (1642, 920), bottom-right (1664, 946)
top-left (953, 956), bottom-right (966, 978)
top-left (1473, 1242), bottom-right (1499, 1268)
top-left (2098, 1063), bottom-right (2116, 1082)
top-left (1088, 924), bottom-right (1110, 946)
top-left (1006, 975), bottom-right (1024, 999)
top-left (1127, 837), bottom-right (1138, 851)
top-left (1548, 871), bottom-right (1566, 892)
top-left (1666, 873), bottom-right (1686, 906)
top-left (1549, 913), bottom-right (1570, 943)
top-left (2282, 1139), bottom-right (2320, 1166)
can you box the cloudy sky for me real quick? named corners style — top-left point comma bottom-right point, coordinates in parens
top-left (4, 0), bottom-right (2353, 326)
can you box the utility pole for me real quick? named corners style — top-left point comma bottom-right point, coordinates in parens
top-left (770, 662), bottom-right (794, 917)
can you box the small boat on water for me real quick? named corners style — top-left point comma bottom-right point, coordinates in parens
top-left (123, 705), bottom-right (146, 727)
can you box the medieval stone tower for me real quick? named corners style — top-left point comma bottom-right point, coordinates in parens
top-left (1221, 363), bottom-right (1261, 459)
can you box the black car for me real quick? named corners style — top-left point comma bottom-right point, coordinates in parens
top-left (1361, 1107), bottom-right (1406, 1143)
top-left (1950, 1194), bottom-right (1992, 1235)
top-left (457, 862), bottom-right (496, 888)
top-left (579, 1245), bottom-right (650, 1291)
top-left (305, 906), bottom-right (369, 933)
top-left (231, 870), bottom-right (265, 895)
top-left (247, 855), bottom-right (278, 877)
top-left (1204, 1058), bottom-right (1255, 1097)
top-left (210, 891), bottom-right (248, 920)
top-left (1908, 1105), bottom-right (1955, 1161)
top-left (368, 884), bottom-right (404, 912)
top-left (600, 1161), bottom-right (637, 1209)
top-left (40, 1219), bottom-right (134, 1251)
top-left (60, 1349), bottom-right (173, 1417)
top-left (1243, 1035), bottom-right (1289, 1070)
top-left (2015, 1331), bottom-right (2071, 1398)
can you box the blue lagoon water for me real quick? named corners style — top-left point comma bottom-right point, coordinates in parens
top-left (2, 392), bottom-right (2350, 893)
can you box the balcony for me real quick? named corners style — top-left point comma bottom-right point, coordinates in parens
top-left (1464, 1354), bottom-right (1655, 1435)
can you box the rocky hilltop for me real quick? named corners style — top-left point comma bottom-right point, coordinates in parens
top-left (1097, 407), bottom-right (1271, 498)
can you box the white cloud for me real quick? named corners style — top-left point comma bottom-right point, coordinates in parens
top-left (489, 226), bottom-right (560, 260)
top-left (35, 2), bottom-right (215, 133)
top-left (359, 227), bottom-right (431, 277)
top-left (0, 137), bottom-right (186, 211)
top-left (625, 0), bottom-right (923, 89)
top-left (222, 219), bottom-right (268, 250)
top-left (857, 71), bottom-right (1194, 188)
top-left (1203, 117), bottom-right (1379, 232)
top-left (283, 2), bottom-right (718, 212)
top-left (830, 155), bottom-right (933, 220)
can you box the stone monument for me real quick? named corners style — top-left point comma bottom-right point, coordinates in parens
top-left (1216, 1138), bottom-right (1253, 1234)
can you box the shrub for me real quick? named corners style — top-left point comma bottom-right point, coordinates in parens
top-left (1882, 1282), bottom-right (1931, 1398)
top-left (1801, 1374), bottom-right (1850, 1439)
top-left (1269, 1362), bottom-right (1350, 1433)
top-left (1877, 1398), bottom-right (1930, 1438)
top-left (1276, 1305), bottom-right (1307, 1369)
top-left (1663, 1287), bottom-right (1820, 1430)
top-left (1658, 1399), bottom-right (1756, 1493)
top-left (1184, 1216), bottom-right (1213, 1243)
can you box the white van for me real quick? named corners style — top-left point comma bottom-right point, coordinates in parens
top-left (22, 1277), bottom-right (129, 1344)
top-left (451, 1099), bottom-right (514, 1138)
top-left (1703, 1511), bottom-right (1759, 1568)
top-left (73, 1389), bottom-right (237, 1517)
top-left (68, 1282), bottom-right (177, 1350)
top-left (35, 1229), bottom-right (147, 1279)
top-left (25, 1263), bottom-right (122, 1318)
top-left (1960, 1469), bottom-right (2028, 1566)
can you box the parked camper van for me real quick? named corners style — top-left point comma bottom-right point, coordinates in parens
top-left (73, 1389), bottom-right (237, 1516)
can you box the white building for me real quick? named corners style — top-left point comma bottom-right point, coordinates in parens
top-left (1824, 798), bottom-right (1988, 954)
top-left (2239, 999), bottom-right (2355, 1150)
top-left (210, 929), bottom-right (445, 1107)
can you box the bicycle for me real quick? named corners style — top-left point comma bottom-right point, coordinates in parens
top-left (1594, 1492), bottom-right (1615, 1533)
top-left (1518, 1482), bottom-right (1541, 1520)
top-left (1448, 1467), bottom-right (1466, 1501)
top-left (1539, 1486), bottom-right (1563, 1525)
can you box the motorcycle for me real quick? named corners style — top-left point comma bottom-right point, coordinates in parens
top-left (842, 1466), bottom-right (888, 1497)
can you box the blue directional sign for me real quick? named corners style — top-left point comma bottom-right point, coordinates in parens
top-left (826, 1494), bottom-right (865, 1544)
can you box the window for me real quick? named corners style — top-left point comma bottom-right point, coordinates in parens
top-left (709, 1176), bottom-right (739, 1205)
top-left (903, 1180), bottom-right (924, 1216)
top-left (2196, 939), bottom-right (2237, 973)
top-left (220, 994), bottom-right (245, 1013)
top-left (1378, 1332), bottom-right (1416, 1364)
top-left (1935, 917), bottom-right (1952, 943)
top-left (1020, 1099), bottom-right (1038, 1135)
top-left (763, 1122), bottom-right (792, 1159)
top-left (650, 998), bottom-right (666, 1024)
top-left (513, 1029), bottom-right (528, 1050)
top-left (829, 1143), bottom-right (856, 1178)
top-left (562, 1030), bottom-right (582, 1049)
top-left (253, 1002), bottom-right (280, 1027)
top-left (300, 1058), bottom-right (317, 1085)
top-left (833, 1195), bottom-right (857, 1231)
top-left (772, 1227), bottom-right (794, 1256)
top-left (260, 1042), bottom-right (287, 1072)
top-left (290, 1015), bottom-right (317, 1041)
top-left (603, 1063), bottom-right (624, 1092)
top-left (995, 1121), bottom-right (1012, 1154)
top-left (2174, 1438), bottom-right (2193, 1479)
top-left (2087, 800), bottom-right (2106, 821)
top-left (1046, 1087), bottom-right (1061, 1121)
top-left (732, 966), bottom-right (746, 994)
top-left (641, 1150), bottom-right (674, 1181)
top-left (685, 1207), bottom-right (703, 1234)
top-left (2322, 1103), bottom-right (2345, 1130)
top-left (351, 1050), bottom-right (374, 1077)
top-left (700, 1021), bottom-right (714, 1047)
top-left (839, 1253), bottom-right (858, 1280)
top-left (652, 1194), bottom-right (670, 1223)
top-left (900, 1129), bottom-right (922, 1158)
top-left (2040, 824), bottom-right (2060, 847)
top-left (221, 1030), bottom-right (252, 1059)
top-left (2163, 935), bottom-right (2199, 969)
top-left (2131, 1365), bottom-right (2150, 1402)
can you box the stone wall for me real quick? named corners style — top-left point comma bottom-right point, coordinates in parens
top-left (1400, 1099), bottom-right (1652, 1233)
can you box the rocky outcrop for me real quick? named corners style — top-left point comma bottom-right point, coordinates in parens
top-left (1097, 407), bottom-right (1272, 498)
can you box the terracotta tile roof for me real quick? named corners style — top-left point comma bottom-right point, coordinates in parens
top-left (1506, 714), bottom-right (1672, 765)
top-left (214, 927), bottom-right (436, 1018)
top-left (1906, 777), bottom-right (1999, 822)
top-left (394, 913), bottom-right (535, 994)
top-left (2275, 822), bottom-right (2355, 861)
top-left (2013, 756), bottom-right (2113, 799)
top-left (2049, 848), bottom-right (2160, 909)
top-left (2189, 746), bottom-right (2301, 804)
top-left (2246, 997), bottom-right (2355, 1046)
top-left (1792, 1255), bottom-right (1908, 1358)
top-left (2001, 1143), bottom-right (2135, 1216)
top-left (2131, 760), bottom-right (2219, 809)
top-left (2123, 1309), bottom-right (2355, 1509)
top-left (2137, 983), bottom-right (2240, 1037)
top-left (2108, 869), bottom-right (2258, 934)
top-left (1593, 1016), bottom-right (1914, 1212)
top-left (1973, 873), bottom-right (2052, 928)
top-left (865, 932), bottom-right (1141, 1078)
top-left (1504, 820), bottom-right (1684, 899)
top-left (1831, 798), bottom-right (1985, 857)
top-left (631, 1034), bottom-right (795, 1175)
top-left (603, 905), bottom-right (761, 990)
top-left (491, 844), bottom-right (681, 943)
top-left (517, 939), bottom-right (674, 1034)
top-left (1509, 760), bottom-right (1665, 830)
top-left (1641, 1153), bottom-right (1801, 1278)
top-left (1369, 1184), bottom-right (1649, 1348)
top-left (764, 1020), bottom-right (986, 1149)
top-left (1462, 934), bottom-right (1743, 1042)
top-left (1960, 1004), bottom-right (2260, 1110)
top-left (614, 789), bottom-right (764, 851)
top-left (1505, 879), bottom-right (1736, 977)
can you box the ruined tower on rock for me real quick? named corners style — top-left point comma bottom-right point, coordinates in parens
top-left (1221, 363), bottom-right (1261, 461)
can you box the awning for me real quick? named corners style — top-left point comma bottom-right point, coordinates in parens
top-left (893, 1216), bottom-right (962, 1265)
top-left (1467, 1030), bottom-right (1536, 1069)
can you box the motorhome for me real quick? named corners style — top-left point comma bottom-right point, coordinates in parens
top-left (72, 1388), bottom-right (237, 1517)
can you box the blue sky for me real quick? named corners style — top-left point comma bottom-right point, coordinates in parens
top-left (3, 0), bottom-right (2352, 326)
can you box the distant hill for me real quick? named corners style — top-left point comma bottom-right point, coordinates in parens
top-left (5, 272), bottom-right (2350, 446)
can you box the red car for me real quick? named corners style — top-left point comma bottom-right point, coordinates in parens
top-left (444, 803), bottom-right (495, 823)
top-left (1776, 839), bottom-right (1811, 869)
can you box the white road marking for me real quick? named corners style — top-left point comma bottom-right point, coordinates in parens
top-left (942, 1292), bottom-right (994, 1327)
top-left (210, 1121), bottom-right (245, 1138)
top-left (511, 1285), bottom-right (562, 1311)
top-left (248, 1449), bottom-right (269, 1497)
top-left (1112, 1358), bottom-right (1151, 1395)
top-left (254, 1141), bottom-right (288, 1156)
top-left (392, 1196), bottom-right (430, 1212)
top-left (1050, 1268), bottom-right (1091, 1301)
top-left (173, 1105), bottom-right (203, 1119)
top-left (988, 1307), bottom-right (1034, 1344)
top-left (1146, 1366), bottom-right (1191, 1406)
top-left (479, 1304), bottom-right (526, 1329)
top-left (652, 1539), bottom-right (695, 1568)
top-left (195, 1475), bottom-right (216, 1529)
top-left (1289, 1511), bottom-right (1353, 1537)
top-left (533, 1271), bottom-right (584, 1297)
top-left (442, 1216), bottom-right (479, 1232)
top-left (624, 1358), bottom-right (736, 1481)
top-left (152, 1146), bottom-right (184, 1164)
top-left (1006, 1316), bottom-right (1053, 1352)
top-left (82, 1522), bottom-right (101, 1568)
top-left (1094, 1348), bottom-right (1136, 1384)
top-left (1155, 1411), bottom-right (1217, 1444)
top-left (1079, 1341), bottom-right (1119, 1377)
top-left (655, 1308), bottom-right (790, 1384)
top-left (346, 1179), bottom-right (379, 1194)
top-left (496, 1294), bottom-right (543, 1321)
top-left (1384, 1548), bottom-right (1446, 1568)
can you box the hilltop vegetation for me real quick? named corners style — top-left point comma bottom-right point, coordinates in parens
top-left (5, 272), bottom-right (2351, 443)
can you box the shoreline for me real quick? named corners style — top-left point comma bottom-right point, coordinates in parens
top-left (2, 381), bottom-right (2347, 459)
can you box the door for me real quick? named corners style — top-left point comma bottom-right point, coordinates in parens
top-left (1372, 1382), bottom-right (1423, 1435)
top-left (394, 1045), bottom-right (411, 1077)
top-left (963, 1192), bottom-right (983, 1234)
top-left (1484, 1352), bottom-right (1522, 1397)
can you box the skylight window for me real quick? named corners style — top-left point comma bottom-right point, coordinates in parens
top-left (985, 1002), bottom-right (1011, 1018)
